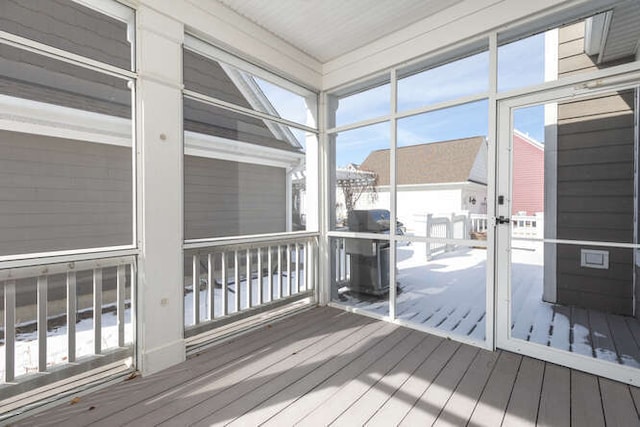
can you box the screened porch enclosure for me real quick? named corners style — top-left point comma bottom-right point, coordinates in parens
top-left (2, 0), bottom-right (640, 423)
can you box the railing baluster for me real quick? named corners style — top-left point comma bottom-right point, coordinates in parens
top-left (246, 248), bottom-right (252, 309)
top-left (306, 240), bottom-right (311, 291)
top-left (192, 254), bottom-right (200, 325)
top-left (234, 250), bottom-right (240, 313)
top-left (221, 252), bottom-right (228, 316)
top-left (37, 275), bottom-right (47, 373)
top-left (257, 247), bottom-right (263, 305)
top-left (93, 269), bottom-right (102, 355)
top-left (129, 263), bottom-right (135, 345)
top-left (295, 244), bottom-right (301, 294)
top-left (287, 244), bottom-right (292, 296)
top-left (117, 265), bottom-right (126, 348)
top-left (4, 280), bottom-right (16, 383)
top-left (277, 245), bottom-right (282, 300)
top-left (67, 271), bottom-right (76, 362)
top-left (208, 253), bottom-right (214, 320)
top-left (267, 245), bottom-right (273, 302)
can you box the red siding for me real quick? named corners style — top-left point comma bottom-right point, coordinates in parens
top-left (512, 133), bottom-right (544, 215)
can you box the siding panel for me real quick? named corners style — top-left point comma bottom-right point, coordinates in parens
top-left (0, 130), bottom-right (132, 256)
top-left (184, 155), bottom-right (286, 239)
top-left (555, 21), bottom-right (636, 313)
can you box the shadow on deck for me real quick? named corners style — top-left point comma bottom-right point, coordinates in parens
top-left (15, 307), bottom-right (640, 426)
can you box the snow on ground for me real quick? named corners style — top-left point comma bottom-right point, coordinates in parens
top-left (0, 309), bottom-right (133, 381)
top-left (184, 272), bottom-right (304, 325)
top-left (337, 239), bottom-right (638, 365)
top-left (0, 269), bottom-right (303, 383)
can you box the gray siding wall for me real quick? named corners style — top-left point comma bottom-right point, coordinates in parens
top-left (555, 22), bottom-right (637, 315)
top-left (1, 43), bottom-right (130, 118)
top-left (0, 0), bottom-right (131, 70)
top-left (184, 155), bottom-right (286, 239)
top-left (0, 130), bottom-right (133, 256)
top-left (183, 50), bottom-right (252, 109)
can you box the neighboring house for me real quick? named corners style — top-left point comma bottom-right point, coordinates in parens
top-left (512, 130), bottom-right (544, 216)
top-left (356, 136), bottom-right (488, 233)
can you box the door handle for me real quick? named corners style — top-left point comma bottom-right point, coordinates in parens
top-left (496, 216), bottom-right (511, 225)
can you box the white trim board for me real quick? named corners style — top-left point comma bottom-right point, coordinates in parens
top-left (185, 131), bottom-right (305, 169)
top-left (0, 95), bottom-right (304, 169)
top-left (0, 95), bottom-right (132, 147)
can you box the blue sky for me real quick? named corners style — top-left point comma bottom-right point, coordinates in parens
top-left (256, 32), bottom-right (547, 167)
top-left (335, 33), bottom-right (546, 166)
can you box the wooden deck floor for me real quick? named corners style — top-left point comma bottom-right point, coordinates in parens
top-left (16, 307), bottom-right (640, 426)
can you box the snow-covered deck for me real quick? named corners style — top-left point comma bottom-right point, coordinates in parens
top-left (339, 240), bottom-right (640, 367)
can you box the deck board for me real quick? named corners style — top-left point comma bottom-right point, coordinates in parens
top-left (537, 363), bottom-right (570, 427)
top-left (467, 351), bottom-right (522, 427)
top-left (13, 307), bottom-right (640, 427)
top-left (327, 334), bottom-right (441, 426)
top-left (399, 344), bottom-right (479, 426)
top-left (201, 325), bottom-right (415, 427)
top-left (501, 357), bottom-right (545, 426)
top-left (599, 378), bottom-right (640, 427)
top-left (137, 311), bottom-right (374, 426)
top-left (432, 349), bottom-right (500, 427)
top-left (300, 330), bottom-right (425, 427)
top-left (365, 339), bottom-right (460, 426)
top-left (571, 370), bottom-right (606, 427)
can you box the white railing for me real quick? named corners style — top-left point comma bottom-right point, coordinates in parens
top-left (469, 213), bottom-right (544, 238)
top-left (183, 234), bottom-right (317, 336)
top-left (512, 213), bottom-right (543, 238)
top-left (1, 255), bottom-right (135, 388)
top-left (425, 213), bottom-right (469, 260)
top-left (335, 238), bottom-right (350, 285)
top-left (470, 214), bottom-right (489, 233)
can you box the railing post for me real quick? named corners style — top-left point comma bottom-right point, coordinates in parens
top-left (4, 281), bottom-right (16, 382)
top-left (447, 212), bottom-right (455, 252)
top-left (67, 271), bottom-right (77, 362)
top-left (426, 214), bottom-right (433, 261)
top-left (37, 276), bottom-right (48, 372)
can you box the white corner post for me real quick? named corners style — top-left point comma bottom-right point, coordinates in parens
top-left (136, 5), bottom-right (186, 375)
top-left (321, 94), bottom-right (339, 305)
top-left (543, 28), bottom-right (558, 303)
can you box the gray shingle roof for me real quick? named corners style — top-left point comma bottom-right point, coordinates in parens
top-left (360, 136), bottom-right (485, 186)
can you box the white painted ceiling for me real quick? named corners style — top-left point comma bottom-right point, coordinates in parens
top-left (214, 0), bottom-right (464, 63)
